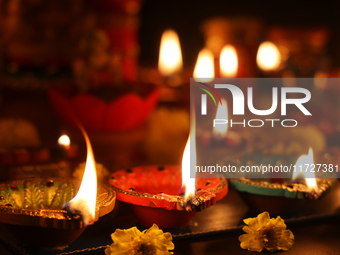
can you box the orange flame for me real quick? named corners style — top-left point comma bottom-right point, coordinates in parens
top-left (220, 45), bottom-right (238, 77)
top-left (256, 41), bottom-right (281, 71)
top-left (213, 99), bottom-right (228, 139)
top-left (58, 135), bottom-right (70, 149)
top-left (158, 29), bottom-right (183, 76)
top-left (181, 111), bottom-right (196, 202)
top-left (64, 128), bottom-right (97, 224)
top-left (193, 48), bottom-right (214, 82)
top-left (292, 148), bottom-right (318, 192)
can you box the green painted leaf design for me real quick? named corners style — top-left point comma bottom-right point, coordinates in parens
top-left (25, 183), bottom-right (43, 210)
top-left (49, 183), bottom-right (75, 209)
top-left (0, 190), bottom-right (15, 207)
top-left (0, 181), bottom-right (77, 210)
top-left (63, 185), bottom-right (75, 205)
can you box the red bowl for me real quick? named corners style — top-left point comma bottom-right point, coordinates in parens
top-left (48, 86), bottom-right (159, 132)
top-left (109, 165), bottom-right (228, 228)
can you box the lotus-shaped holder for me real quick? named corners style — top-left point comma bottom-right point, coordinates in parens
top-left (48, 86), bottom-right (159, 132)
top-left (109, 166), bottom-right (228, 229)
top-left (0, 178), bottom-right (115, 248)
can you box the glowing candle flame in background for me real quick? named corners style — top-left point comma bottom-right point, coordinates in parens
top-left (158, 29), bottom-right (183, 76)
top-left (256, 41), bottom-right (281, 71)
top-left (213, 99), bottom-right (228, 139)
top-left (63, 128), bottom-right (97, 224)
top-left (292, 147), bottom-right (318, 192)
top-left (181, 111), bottom-right (196, 202)
top-left (220, 45), bottom-right (238, 77)
top-left (58, 134), bottom-right (70, 149)
top-left (193, 48), bottom-right (215, 82)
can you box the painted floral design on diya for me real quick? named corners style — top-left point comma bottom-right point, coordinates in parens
top-left (109, 165), bottom-right (228, 229)
top-left (0, 178), bottom-right (115, 248)
top-left (48, 85), bottom-right (159, 132)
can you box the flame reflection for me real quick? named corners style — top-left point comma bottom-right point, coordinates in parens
top-left (213, 99), bottom-right (228, 140)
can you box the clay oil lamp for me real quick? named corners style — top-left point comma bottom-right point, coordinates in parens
top-left (0, 129), bottom-right (116, 248)
top-left (109, 117), bottom-right (228, 229)
top-left (48, 81), bottom-right (159, 170)
top-left (0, 134), bottom-right (78, 166)
top-left (229, 148), bottom-right (337, 215)
top-left (55, 134), bottom-right (79, 159)
top-left (0, 134), bottom-right (82, 182)
top-left (0, 147), bottom-right (50, 166)
top-left (158, 29), bottom-right (184, 88)
top-left (139, 29), bottom-right (192, 104)
top-left (48, 83), bottom-right (159, 133)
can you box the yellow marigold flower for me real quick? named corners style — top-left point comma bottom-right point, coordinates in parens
top-left (239, 211), bottom-right (294, 252)
top-left (105, 224), bottom-right (175, 255)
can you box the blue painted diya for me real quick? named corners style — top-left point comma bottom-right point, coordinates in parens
top-left (0, 178), bottom-right (115, 248)
top-left (226, 154), bottom-right (337, 215)
top-left (229, 178), bottom-right (336, 199)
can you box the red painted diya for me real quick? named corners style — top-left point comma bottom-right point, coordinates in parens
top-left (48, 86), bottom-right (159, 132)
top-left (109, 166), bottom-right (228, 229)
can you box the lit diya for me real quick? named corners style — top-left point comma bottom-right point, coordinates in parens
top-left (55, 134), bottom-right (79, 159)
top-left (109, 119), bottom-right (228, 229)
top-left (229, 148), bottom-right (337, 215)
top-left (139, 29), bottom-right (191, 103)
top-left (0, 134), bottom-right (80, 182)
top-left (0, 128), bottom-right (116, 248)
top-left (0, 134), bottom-right (78, 166)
